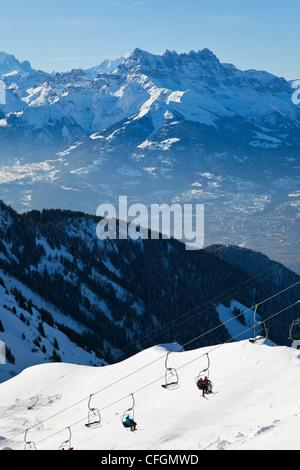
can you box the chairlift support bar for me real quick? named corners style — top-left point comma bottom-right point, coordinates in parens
top-left (24, 429), bottom-right (36, 450)
top-left (127, 393), bottom-right (135, 414)
top-left (203, 353), bottom-right (210, 375)
top-left (60, 426), bottom-right (73, 450)
top-left (250, 304), bottom-right (268, 344)
top-left (195, 353), bottom-right (213, 395)
top-left (196, 353), bottom-right (210, 381)
top-left (129, 393), bottom-right (135, 411)
top-left (289, 318), bottom-right (300, 341)
top-left (85, 394), bottom-right (101, 428)
top-left (161, 352), bottom-right (179, 389)
top-left (122, 393), bottom-right (136, 423)
top-left (253, 304), bottom-right (258, 338)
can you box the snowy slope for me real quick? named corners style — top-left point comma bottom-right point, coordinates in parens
top-left (0, 271), bottom-right (105, 383)
top-left (0, 339), bottom-right (299, 451)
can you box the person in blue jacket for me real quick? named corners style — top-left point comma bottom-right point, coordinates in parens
top-left (124, 415), bottom-right (137, 431)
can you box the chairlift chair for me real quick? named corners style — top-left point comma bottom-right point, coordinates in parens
top-left (249, 305), bottom-right (268, 345)
top-left (195, 353), bottom-right (213, 394)
top-left (121, 393), bottom-right (136, 429)
top-left (60, 427), bottom-right (73, 450)
top-left (85, 394), bottom-right (101, 428)
top-left (289, 319), bottom-right (300, 349)
top-left (161, 352), bottom-right (179, 390)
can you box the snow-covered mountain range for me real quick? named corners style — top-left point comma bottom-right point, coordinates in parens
top-left (1, 48), bottom-right (298, 153)
top-left (0, 48), bottom-right (299, 273)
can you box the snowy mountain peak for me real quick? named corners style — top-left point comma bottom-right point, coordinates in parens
top-left (126, 47), bottom-right (220, 69)
top-left (0, 51), bottom-right (34, 77)
top-left (116, 47), bottom-right (287, 91)
top-left (84, 53), bottom-right (130, 79)
top-left (131, 47), bottom-right (150, 59)
top-left (189, 48), bottom-right (219, 62)
top-left (198, 47), bottom-right (218, 59)
top-left (161, 49), bottom-right (179, 57)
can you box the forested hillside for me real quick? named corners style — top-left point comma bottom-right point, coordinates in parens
top-left (0, 201), bottom-right (299, 373)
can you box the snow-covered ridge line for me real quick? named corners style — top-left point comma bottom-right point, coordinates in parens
top-left (0, 46), bottom-right (297, 152)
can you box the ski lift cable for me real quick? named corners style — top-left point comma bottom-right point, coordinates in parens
top-left (34, 392), bottom-right (140, 447)
top-left (175, 299), bottom-right (300, 374)
top-left (133, 266), bottom-right (281, 353)
top-left (111, 266), bottom-right (298, 365)
top-left (102, 263), bottom-right (283, 363)
top-left (16, 271), bottom-right (285, 442)
top-left (39, 279), bottom-right (299, 417)
top-left (33, 299), bottom-right (299, 448)
top-left (8, 355), bottom-right (169, 445)
top-left (180, 282), bottom-right (300, 351)
top-left (6, 281), bottom-right (300, 446)
top-left (127, 299), bottom-right (300, 393)
top-left (4, 282), bottom-right (299, 447)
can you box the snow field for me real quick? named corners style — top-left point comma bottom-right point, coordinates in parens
top-left (0, 339), bottom-right (300, 450)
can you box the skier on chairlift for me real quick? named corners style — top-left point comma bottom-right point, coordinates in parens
top-left (198, 376), bottom-right (211, 397)
top-left (124, 415), bottom-right (137, 431)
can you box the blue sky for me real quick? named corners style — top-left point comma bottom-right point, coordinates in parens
top-left (0, 0), bottom-right (299, 79)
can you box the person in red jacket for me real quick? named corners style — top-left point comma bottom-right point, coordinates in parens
top-left (197, 376), bottom-right (212, 397)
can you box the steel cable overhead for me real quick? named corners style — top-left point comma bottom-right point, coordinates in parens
top-left (101, 263), bottom-right (285, 363)
top-left (2, 279), bottom-right (300, 447)
top-left (33, 298), bottom-right (299, 448)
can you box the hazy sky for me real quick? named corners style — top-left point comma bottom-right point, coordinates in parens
top-left (0, 0), bottom-right (299, 79)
